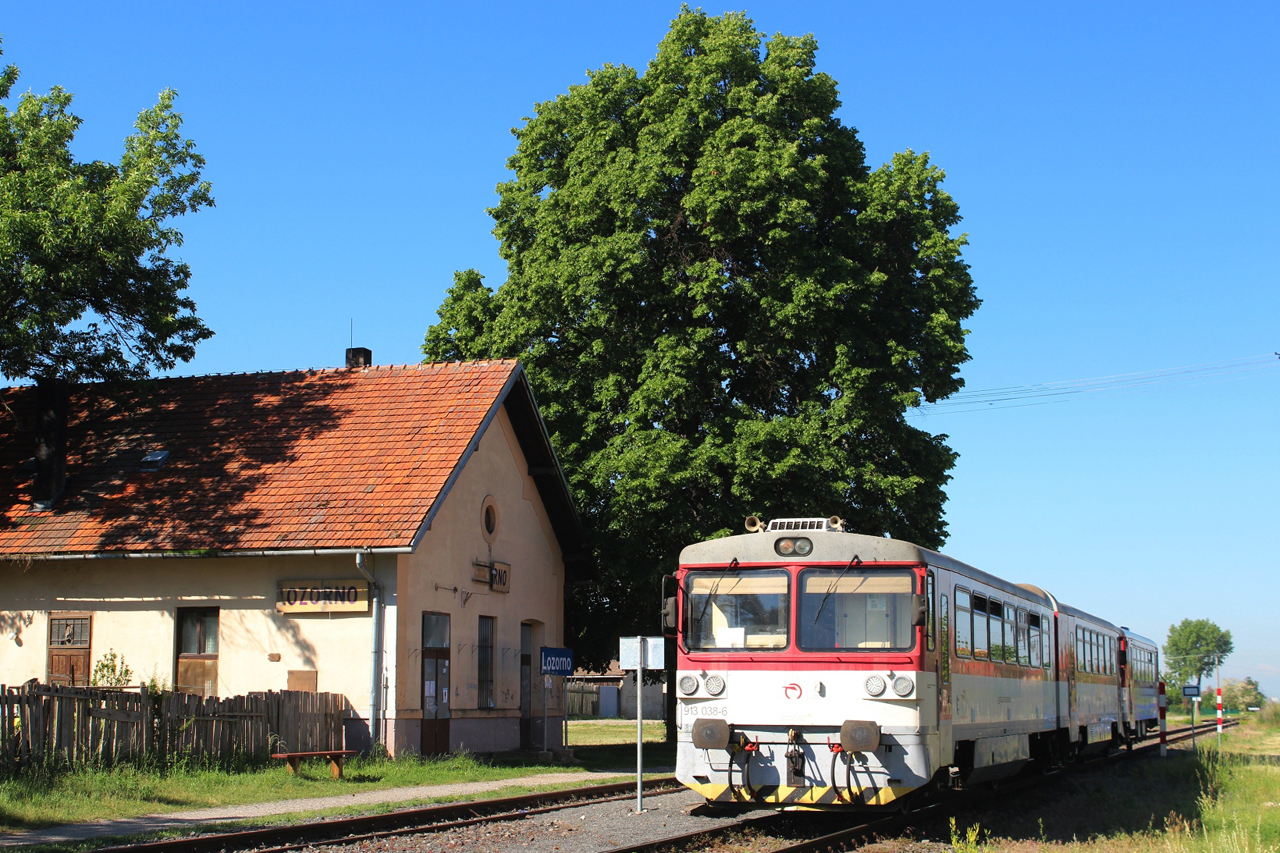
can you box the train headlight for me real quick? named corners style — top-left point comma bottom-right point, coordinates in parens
top-left (679, 675), bottom-right (699, 695)
top-left (865, 675), bottom-right (886, 696)
top-left (774, 537), bottom-right (812, 557)
top-left (704, 674), bottom-right (726, 696)
top-left (892, 675), bottom-right (915, 697)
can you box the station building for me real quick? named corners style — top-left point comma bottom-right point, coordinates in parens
top-left (0, 355), bottom-right (584, 755)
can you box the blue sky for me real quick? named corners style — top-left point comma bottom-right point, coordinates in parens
top-left (5, 2), bottom-right (1277, 697)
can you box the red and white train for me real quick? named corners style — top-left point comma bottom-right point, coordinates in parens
top-left (665, 517), bottom-right (1160, 809)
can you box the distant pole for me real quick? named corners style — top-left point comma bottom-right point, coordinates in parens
top-left (1216, 657), bottom-right (1223, 751)
top-left (636, 636), bottom-right (645, 813)
top-left (1158, 681), bottom-right (1167, 758)
top-left (1191, 696), bottom-right (1197, 750)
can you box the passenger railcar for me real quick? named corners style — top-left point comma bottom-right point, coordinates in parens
top-left (1120, 629), bottom-right (1161, 739)
top-left (665, 517), bottom-right (1158, 810)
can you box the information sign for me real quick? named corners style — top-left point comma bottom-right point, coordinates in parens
top-left (541, 647), bottom-right (574, 676)
top-left (1183, 685), bottom-right (1201, 698)
top-left (619, 636), bottom-right (666, 671)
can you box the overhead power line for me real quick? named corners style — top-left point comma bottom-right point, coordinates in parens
top-left (911, 353), bottom-right (1280, 416)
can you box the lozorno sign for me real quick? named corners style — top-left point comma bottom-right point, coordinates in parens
top-left (277, 580), bottom-right (369, 614)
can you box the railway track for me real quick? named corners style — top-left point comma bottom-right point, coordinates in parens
top-left (94, 777), bottom-right (683, 853)
top-left (90, 720), bottom-right (1235, 853)
top-left (596, 719), bottom-right (1238, 853)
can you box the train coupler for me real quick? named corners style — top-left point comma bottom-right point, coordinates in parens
top-left (785, 728), bottom-right (805, 786)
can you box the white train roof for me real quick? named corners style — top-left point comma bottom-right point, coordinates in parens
top-left (678, 524), bottom-right (1128, 628)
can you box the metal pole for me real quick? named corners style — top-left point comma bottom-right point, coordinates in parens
top-left (1191, 696), bottom-right (1197, 750)
top-left (543, 674), bottom-right (549, 756)
top-left (636, 637), bottom-right (645, 812)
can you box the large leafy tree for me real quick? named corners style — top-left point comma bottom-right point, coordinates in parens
top-left (424, 9), bottom-right (978, 664)
top-left (0, 41), bottom-right (213, 384)
top-left (1163, 618), bottom-right (1233, 691)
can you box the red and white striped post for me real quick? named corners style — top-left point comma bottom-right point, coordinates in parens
top-left (1217, 686), bottom-right (1223, 737)
top-left (1158, 681), bottom-right (1168, 758)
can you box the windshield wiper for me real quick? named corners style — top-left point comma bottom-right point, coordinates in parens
top-left (696, 557), bottom-right (738, 625)
top-left (812, 554), bottom-right (860, 624)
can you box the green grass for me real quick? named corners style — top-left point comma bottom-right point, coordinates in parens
top-left (0, 718), bottom-right (677, 833)
top-left (565, 718), bottom-right (667, 746)
top-left (935, 713), bottom-right (1280, 853)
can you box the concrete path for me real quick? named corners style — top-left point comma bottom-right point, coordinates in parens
top-left (0, 768), bottom-right (665, 849)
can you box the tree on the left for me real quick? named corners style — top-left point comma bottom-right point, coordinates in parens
top-left (0, 39), bottom-right (213, 385)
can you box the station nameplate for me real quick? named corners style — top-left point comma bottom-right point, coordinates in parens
top-left (277, 580), bottom-right (369, 613)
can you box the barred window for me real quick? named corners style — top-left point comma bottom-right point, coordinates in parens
top-left (477, 616), bottom-right (495, 709)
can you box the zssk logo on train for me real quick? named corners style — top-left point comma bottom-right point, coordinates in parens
top-left (783, 683), bottom-right (803, 699)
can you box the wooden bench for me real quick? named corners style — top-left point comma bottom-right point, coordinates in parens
top-left (271, 750), bottom-right (357, 779)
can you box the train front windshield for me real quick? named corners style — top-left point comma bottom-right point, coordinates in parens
top-left (686, 570), bottom-right (789, 650)
top-left (798, 568), bottom-right (916, 651)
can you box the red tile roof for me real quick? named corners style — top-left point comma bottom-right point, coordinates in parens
top-left (0, 362), bottom-right (523, 556)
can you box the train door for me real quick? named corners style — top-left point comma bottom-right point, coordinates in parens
top-left (1058, 613), bottom-right (1077, 741)
top-left (933, 570), bottom-right (953, 763)
top-left (421, 612), bottom-right (451, 755)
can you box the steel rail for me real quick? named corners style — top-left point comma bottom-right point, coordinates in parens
top-left (93, 776), bottom-right (681, 853)
top-left (594, 719), bottom-right (1238, 853)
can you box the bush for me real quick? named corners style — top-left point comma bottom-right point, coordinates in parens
top-left (90, 650), bottom-right (133, 687)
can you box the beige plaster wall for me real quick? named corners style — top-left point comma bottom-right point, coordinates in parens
top-left (395, 404), bottom-right (566, 753)
top-left (0, 554), bottom-right (386, 717)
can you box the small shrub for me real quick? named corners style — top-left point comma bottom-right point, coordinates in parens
top-left (90, 650), bottom-right (134, 687)
top-left (950, 816), bottom-right (987, 853)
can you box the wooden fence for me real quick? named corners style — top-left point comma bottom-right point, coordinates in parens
top-left (0, 682), bottom-right (348, 773)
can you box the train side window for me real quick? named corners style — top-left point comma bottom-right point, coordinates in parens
top-left (927, 571), bottom-right (936, 652)
top-left (1042, 615), bottom-right (1052, 670)
top-left (993, 600), bottom-right (1011, 664)
top-left (1017, 608), bottom-right (1030, 667)
top-left (986, 599), bottom-right (1002, 661)
top-left (955, 588), bottom-right (972, 657)
top-left (1075, 627), bottom-right (1084, 672)
top-left (1005, 606), bottom-right (1017, 665)
top-left (972, 594), bottom-right (989, 659)
top-left (1028, 613), bottom-right (1041, 668)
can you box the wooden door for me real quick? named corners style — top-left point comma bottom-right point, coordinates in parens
top-left (421, 612), bottom-right (451, 755)
top-left (47, 614), bottom-right (91, 687)
top-left (48, 648), bottom-right (89, 687)
top-left (520, 623), bottom-right (532, 748)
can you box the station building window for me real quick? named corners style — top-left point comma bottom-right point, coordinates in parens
top-left (176, 607), bottom-right (219, 697)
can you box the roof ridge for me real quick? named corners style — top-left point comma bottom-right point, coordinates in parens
top-left (0, 359), bottom-right (522, 391)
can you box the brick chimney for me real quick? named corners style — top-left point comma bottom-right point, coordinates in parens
top-left (346, 347), bottom-right (372, 368)
top-left (33, 377), bottom-right (69, 510)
